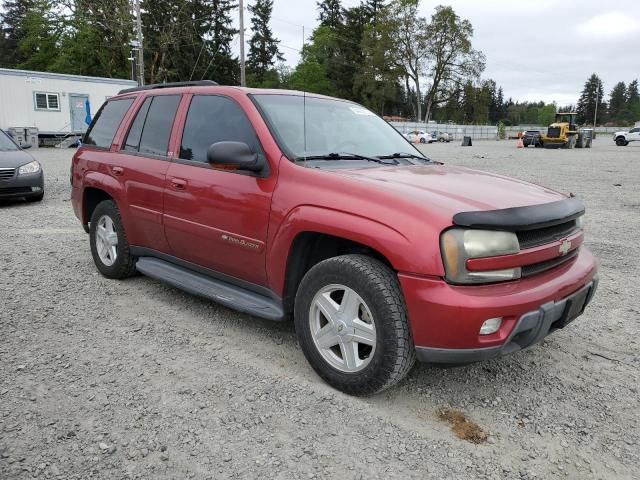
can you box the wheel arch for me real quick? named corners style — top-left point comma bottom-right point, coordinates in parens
top-left (268, 206), bottom-right (413, 316)
top-left (81, 173), bottom-right (124, 227)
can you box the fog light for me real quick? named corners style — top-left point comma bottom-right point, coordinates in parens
top-left (31, 186), bottom-right (42, 191)
top-left (479, 317), bottom-right (502, 335)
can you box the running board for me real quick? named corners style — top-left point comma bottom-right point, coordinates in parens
top-left (135, 257), bottom-right (285, 321)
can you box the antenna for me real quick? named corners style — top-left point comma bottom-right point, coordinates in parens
top-left (302, 25), bottom-right (307, 163)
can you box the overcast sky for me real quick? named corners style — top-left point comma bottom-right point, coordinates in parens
top-left (240, 0), bottom-right (640, 105)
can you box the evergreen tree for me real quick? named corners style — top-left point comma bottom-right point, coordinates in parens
top-left (608, 82), bottom-right (627, 125)
top-left (15, 0), bottom-right (60, 71)
top-left (317, 0), bottom-right (342, 29)
top-left (207, 0), bottom-right (239, 84)
top-left (362, 0), bottom-right (385, 24)
top-left (0, 0), bottom-right (35, 67)
top-left (576, 73), bottom-right (606, 125)
top-left (246, 0), bottom-right (282, 86)
top-left (142, 0), bottom-right (238, 85)
top-left (52, 0), bottom-right (132, 78)
top-left (626, 80), bottom-right (640, 123)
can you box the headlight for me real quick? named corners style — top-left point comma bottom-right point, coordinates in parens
top-left (441, 228), bottom-right (521, 284)
top-left (18, 160), bottom-right (41, 175)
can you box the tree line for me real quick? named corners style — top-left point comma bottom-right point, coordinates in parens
top-left (1, 0), bottom-right (638, 126)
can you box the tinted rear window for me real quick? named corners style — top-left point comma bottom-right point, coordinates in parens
top-left (84, 98), bottom-right (134, 148)
top-left (123, 97), bottom-right (152, 152)
top-left (138, 95), bottom-right (180, 156)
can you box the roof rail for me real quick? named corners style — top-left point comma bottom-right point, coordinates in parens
top-left (118, 80), bottom-right (218, 95)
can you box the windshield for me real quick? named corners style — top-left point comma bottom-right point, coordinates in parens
top-left (252, 94), bottom-right (421, 160)
top-left (0, 130), bottom-right (19, 151)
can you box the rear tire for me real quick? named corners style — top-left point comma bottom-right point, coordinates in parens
top-left (419, 138), bottom-right (426, 144)
top-left (89, 200), bottom-right (137, 279)
top-left (294, 254), bottom-right (415, 395)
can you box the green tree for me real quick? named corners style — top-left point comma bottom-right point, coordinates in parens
top-left (0, 0), bottom-right (35, 67)
top-left (354, 13), bottom-right (403, 115)
top-left (52, 0), bottom-right (133, 78)
top-left (142, 0), bottom-right (238, 84)
top-left (608, 81), bottom-right (627, 125)
top-left (422, 5), bottom-right (485, 122)
top-left (386, 0), bottom-right (428, 120)
top-left (626, 80), bottom-right (640, 123)
top-left (362, 0), bottom-right (385, 25)
top-left (289, 26), bottom-right (335, 95)
top-left (246, 0), bottom-right (283, 86)
top-left (576, 73), bottom-right (606, 125)
top-left (317, 0), bottom-right (342, 29)
top-left (537, 104), bottom-right (556, 126)
top-left (16, 1), bottom-right (60, 71)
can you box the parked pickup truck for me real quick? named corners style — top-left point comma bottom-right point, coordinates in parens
top-left (613, 127), bottom-right (640, 146)
top-left (71, 81), bottom-right (598, 395)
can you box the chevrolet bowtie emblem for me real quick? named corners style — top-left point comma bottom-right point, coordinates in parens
top-left (559, 239), bottom-right (572, 256)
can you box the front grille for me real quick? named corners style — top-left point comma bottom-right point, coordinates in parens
top-left (517, 220), bottom-right (578, 249)
top-left (522, 249), bottom-right (578, 277)
top-left (0, 168), bottom-right (16, 180)
top-left (547, 127), bottom-right (561, 138)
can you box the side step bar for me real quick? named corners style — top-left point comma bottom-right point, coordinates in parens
top-left (135, 257), bottom-right (285, 321)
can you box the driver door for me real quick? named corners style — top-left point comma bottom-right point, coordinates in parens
top-left (162, 94), bottom-right (276, 287)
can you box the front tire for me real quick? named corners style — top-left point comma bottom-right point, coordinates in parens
top-left (294, 255), bottom-right (415, 395)
top-left (419, 137), bottom-right (426, 144)
top-left (89, 200), bottom-right (137, 279)
top-left (615, 137), bottom-right (627, 146)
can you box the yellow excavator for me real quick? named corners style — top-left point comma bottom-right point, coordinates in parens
top-left (542, 112), bottom-right (579, 149)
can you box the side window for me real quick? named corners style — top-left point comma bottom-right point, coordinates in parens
top-left (123, 97), bottom-right (152, 152)
top-left (84, 98), bottom-right (134, 149)
top-left (138, 95), bottom-right (180, 156)
top-left (180, 95), bottom-right (261, 163)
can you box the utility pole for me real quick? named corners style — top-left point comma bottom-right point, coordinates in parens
top-left (134, 0), bottom-right (144, 86)
top-left (239, 0), bottom-right (246, 87)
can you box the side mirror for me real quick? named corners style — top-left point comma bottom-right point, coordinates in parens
top-left (206, 141), bottom-right (263, 172)
top-left (20, 143), bottom-right (32, 149)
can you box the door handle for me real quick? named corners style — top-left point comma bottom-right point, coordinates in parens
top-left (170, 178), bottom-right (187, 190)
top-left (111, 166), bottom-right (124, 176)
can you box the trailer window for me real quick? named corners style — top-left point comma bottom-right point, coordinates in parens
top-left (83, 98), bottom-right (134, 149)
top-left (34, 92), bottom-right (60, 111)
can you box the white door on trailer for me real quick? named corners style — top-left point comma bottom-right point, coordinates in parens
top-left (69, 94), bottom-right (90, 133)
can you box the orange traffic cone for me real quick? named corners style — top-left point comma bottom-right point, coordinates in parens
top-left (517, 138), bottom-right (524, 148)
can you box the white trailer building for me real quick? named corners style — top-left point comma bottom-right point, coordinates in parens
top-left (0, 68), bottom-right (136, 146)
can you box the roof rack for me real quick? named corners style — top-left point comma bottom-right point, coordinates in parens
top-left (118, 80), bottom-right (218, 95)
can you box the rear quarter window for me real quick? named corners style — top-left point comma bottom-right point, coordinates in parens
top-left (83, 98), bottom-right (134, 149)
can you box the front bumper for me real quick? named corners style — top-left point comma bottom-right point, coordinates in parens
top-left (0, 170), bottom-right (44, 198)
top-left (414, 278), bottom-right (597, 363)
top-left (399, 247), bottom-right (597, 363)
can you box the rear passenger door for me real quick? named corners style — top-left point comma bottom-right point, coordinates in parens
top-left (114, 94), bottom-right (181, 252)
top-left (162, 94), bottom-right (275, 287)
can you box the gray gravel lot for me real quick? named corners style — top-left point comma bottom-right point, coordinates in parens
top-left (1, 140), bottom-right (638, 479)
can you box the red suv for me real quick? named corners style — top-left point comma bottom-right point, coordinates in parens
top-left (71, 81), bottom-right (597, 395)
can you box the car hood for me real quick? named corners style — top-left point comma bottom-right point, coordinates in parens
top-left (333, 164), bottom-right (567, 219)
top-left (614, 131), bottom-right (628, 136)
top-left (0, 149), bottom-right (34, 168)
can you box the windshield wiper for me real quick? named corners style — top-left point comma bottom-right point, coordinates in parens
top-left (296, 152), bottom-right (396, 164)
top-left (377, 152), bottom-right (431, 162)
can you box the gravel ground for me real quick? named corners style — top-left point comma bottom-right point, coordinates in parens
top-left (1, 140), bottom-right (638, 479)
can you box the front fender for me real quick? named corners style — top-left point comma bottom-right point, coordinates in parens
top-left (267, 205), bottom-right (435, 296)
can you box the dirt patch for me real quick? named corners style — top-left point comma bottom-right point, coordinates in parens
top-left (438, 408), bottom-right (489, 444)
